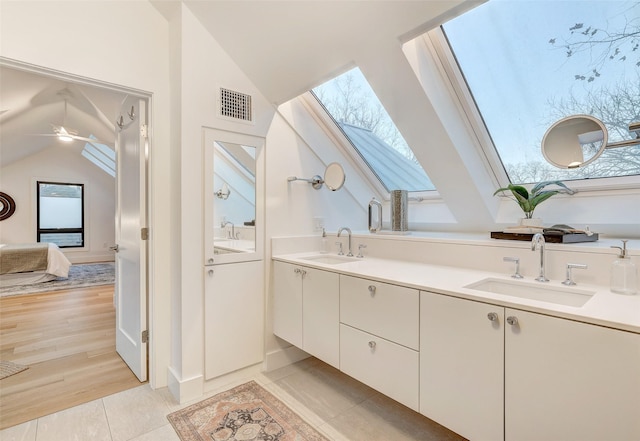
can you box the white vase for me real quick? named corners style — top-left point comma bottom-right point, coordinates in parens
top-left (519, 217), bottom-right (543, 228)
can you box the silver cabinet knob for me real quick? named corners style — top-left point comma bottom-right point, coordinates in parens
top-left (208, 269), bottom-right (214, 276)
top-left (293, 268), bottom-right (307, 276)
top-left (506, 316), bottom-right (519, 326)
top-left (487, 312), bottom-right (499, 322)
top-left (368, 285), bottom-right (376, 296)
top-left (368, 341), bottom-right (376, 349)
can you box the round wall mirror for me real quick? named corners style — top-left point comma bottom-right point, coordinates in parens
top-left (324, 162), bottom-right (346, 191)
top-left (541, 114), bottom-right (608, 169)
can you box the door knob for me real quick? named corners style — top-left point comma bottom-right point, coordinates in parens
top-left (506, 316), bottom-right (519, 326)
top-left (487, 312), bottom-right (499, 322)
top-left (368, 285), bottom-right (376, 296)
top-left (110, 244), bottom-right (119, 252)
top-left (368, 341), bottom-right (376, 349)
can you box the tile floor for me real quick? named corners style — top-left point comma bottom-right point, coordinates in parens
top-left (0, 357), bottom-right (466, 441)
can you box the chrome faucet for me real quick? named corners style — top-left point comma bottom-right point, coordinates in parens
top-left (531, 233), bottom-right (548, 282)
top-left (337, 227), bottom-right (353, 257)
top-left (221, 220), bottom-right (235, 239)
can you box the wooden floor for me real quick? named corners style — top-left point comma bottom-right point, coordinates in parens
top-left (0, 285), bottom-right (143, 429)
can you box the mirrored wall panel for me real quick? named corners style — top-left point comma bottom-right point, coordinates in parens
top-left (204, 129), bottom-right (264, 265)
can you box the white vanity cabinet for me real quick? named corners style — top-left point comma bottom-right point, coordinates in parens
top-left (505, 309), bottom-right (640, 441)
top-left (272, 261), bottom-right (340, 368)
top-left (421, 291), bottom-right (640, 441)
top-left (420, 291), bottom-right (504, 441)
top-left (340, 275), bottom-right (420, 410)
top-left (204, 261), bottom-right (263, 380)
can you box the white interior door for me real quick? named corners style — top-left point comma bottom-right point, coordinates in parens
top-left (115, 96), bottom-right (148, 382)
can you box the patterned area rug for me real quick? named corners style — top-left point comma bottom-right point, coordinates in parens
top-left (0, 263), bottom-right (115, 297)
top-left (167, 381), bottom-right (330, 441)
top-left (0, 361), bottom-right (29, 380)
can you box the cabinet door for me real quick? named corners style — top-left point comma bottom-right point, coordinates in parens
top-left (302, 267), bottom-right (340, 368)
top-left (505, 309), bottom-right (640, 441)
top-left (204, 261), bottom-right (264, 380)
top-left (273, 261), bottom-right (303, 348)
top-left (420, 292), bottom-right (504, 441)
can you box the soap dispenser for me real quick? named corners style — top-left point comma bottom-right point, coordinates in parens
top-left (321, 228), bottom-right (329, 254)
top-left (610, 240), bottom-right (638, 295)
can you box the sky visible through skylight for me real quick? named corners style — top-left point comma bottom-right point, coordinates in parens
top-left (443, 0), bottom-right (639, 182)
top-left (313, 67), bottom-right (435, 192)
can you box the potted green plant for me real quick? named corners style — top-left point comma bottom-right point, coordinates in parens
top-left (493, 180), bottom-right (575, 225)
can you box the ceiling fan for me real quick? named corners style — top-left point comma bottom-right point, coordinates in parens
top-left (32, 92), bottom-right (112, 146)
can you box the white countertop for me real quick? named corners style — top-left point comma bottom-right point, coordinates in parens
top-left (273, 251), bottom-right (640, 334)
top-left (214, 239), bottom-right (255, 253)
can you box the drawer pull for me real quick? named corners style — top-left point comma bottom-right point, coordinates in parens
top-left (368, 285), bottom-right (376, 296)
top-left (368, 341), bottom-right (376, 349)
top-left (487, 312), bottom-right (499, 322)
top-left (208, 269), bottom-right (214, 277)
top-left (507, 316), bottom-right (519, 326)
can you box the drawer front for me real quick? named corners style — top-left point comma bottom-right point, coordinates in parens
top-left (340, 275), bottom-right (419, 349)
top-left (340, 324), bottom-right (419, 411)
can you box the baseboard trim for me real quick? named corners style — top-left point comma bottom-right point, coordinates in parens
top-left (264, 345), bottom-right (310, 372)
top-left (167, 367), bottom-right (204, 404)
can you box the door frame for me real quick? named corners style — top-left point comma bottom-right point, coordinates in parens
top-left (0, 57), bottom-right (153, 382)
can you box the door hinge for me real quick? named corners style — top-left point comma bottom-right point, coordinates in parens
top-left (141, 227), bottom-right (149, 240)
top-left (142, 330), bottom-right (149, 343)
top-left (140, 124), bottom-right (148, 138)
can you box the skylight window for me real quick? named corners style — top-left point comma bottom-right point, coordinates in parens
top-left (312, 68), bottom-right (435, 192)
top-left (442, 1), bottom-right (639, 184)
top-left (82, 135), bottom-right (115, 177)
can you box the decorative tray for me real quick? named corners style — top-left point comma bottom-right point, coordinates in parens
top-left (490, 231), bottom-right (599, 243)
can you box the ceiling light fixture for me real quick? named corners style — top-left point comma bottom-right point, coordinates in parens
top-left (57, 126), bottom-right (73, 142)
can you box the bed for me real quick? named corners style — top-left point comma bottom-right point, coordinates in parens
top-left (0, 243), bottom-right (71, 286)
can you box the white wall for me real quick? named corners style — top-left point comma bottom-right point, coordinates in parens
top-left (0, 0), bottom-right (172, 389)
top-left (0, 143), bottom-right (115, 263)
top-left (167, 3), bottom-right (276, 402)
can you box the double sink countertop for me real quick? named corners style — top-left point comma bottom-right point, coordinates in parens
top-left (272, 251), bottom-right (640, 334)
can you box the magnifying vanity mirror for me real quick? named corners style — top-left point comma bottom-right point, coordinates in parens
top-left (541, 115), bottom-right (608, 169)
top-left (287, 161), bottom-right (346, 191)
top-left (204, 129), bottom-right (264, 265)
top-left (324, 162), bottom-right (346, 191)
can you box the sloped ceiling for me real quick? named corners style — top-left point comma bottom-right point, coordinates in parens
top-left (0, 66), bottom-right (126, 167)
top-left (183, 0), bottom-right (480, 104)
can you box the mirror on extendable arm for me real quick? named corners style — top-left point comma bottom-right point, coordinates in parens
top-left (542, 115), bottom-right (640, 169)
top-left (324, 162), bottom-right (346, 191)
top-left (287, 162), bottom-right (346, 191)
top-left (541, 115), bottom-right (608, 169)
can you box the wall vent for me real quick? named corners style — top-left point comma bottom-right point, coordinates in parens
top-left (219, 87), bottom-right (253, 122)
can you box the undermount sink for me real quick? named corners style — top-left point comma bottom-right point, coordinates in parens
top-left (300, 254), bottom-right (356, 265)
top-left (465, 278), bottom-right (594, 307)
